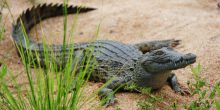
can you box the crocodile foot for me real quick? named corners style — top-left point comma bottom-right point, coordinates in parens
top-left (173, 84), bottom-right (190, 96)
top-left (167, 73), bottom-right (190, 95)
top-left (104, 95), bottom-right (117, 107)
top-left (98, 88), bottom-right (117, 107)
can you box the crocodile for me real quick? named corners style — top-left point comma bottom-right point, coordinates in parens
top-left (12, 3), bottom-right (197, 105)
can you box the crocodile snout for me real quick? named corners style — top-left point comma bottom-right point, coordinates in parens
top-left (183, 53), bottom-right (197, 64)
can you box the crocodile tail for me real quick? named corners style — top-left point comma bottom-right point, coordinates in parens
top-left (12, 3), bottom-right (95, 53)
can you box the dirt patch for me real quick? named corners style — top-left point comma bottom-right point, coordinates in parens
top-left (1, 0), bottom-right (220, 109)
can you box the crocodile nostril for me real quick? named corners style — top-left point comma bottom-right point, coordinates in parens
top-left (184, 53), bottom-right (197, 60)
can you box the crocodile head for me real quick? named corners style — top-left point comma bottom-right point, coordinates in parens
top-left (140, 47), bottom-right (196, 73)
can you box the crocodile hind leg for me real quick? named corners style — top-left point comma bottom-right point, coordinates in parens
top-left (98, 78), bottom-right (126, 107)
top-left (133, 39), bottom-right (181, 53)
top-left (167, 73), bottom-right (189, 95)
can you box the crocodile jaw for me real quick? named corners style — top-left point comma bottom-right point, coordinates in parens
top-left (140, 47), bottom-right (197, 73)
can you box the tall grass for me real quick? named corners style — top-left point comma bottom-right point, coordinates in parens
top-left (0, 9), bottom-right (5, 40)
top-left (0, 0), bottom-right (102, 110)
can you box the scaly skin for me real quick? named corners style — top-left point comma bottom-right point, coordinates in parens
top-left (12, 3), bottom-right (197, 106)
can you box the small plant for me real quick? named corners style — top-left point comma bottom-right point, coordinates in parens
top-left (124, 83), bottom-right (164, 110)
top-left (214, 83), bottom-right (220, 110)
top-left (137, 90), bottom-right (163, 110)
top-left (188, 64), bottom-right (205, 95)
top-left (184, 64), bottom-right (215, 110)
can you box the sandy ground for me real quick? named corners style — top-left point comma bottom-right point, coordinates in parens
top-left (1, 0), bottom-right (220, 109)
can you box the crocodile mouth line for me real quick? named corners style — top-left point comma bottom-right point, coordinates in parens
top-left (173, 56), bottom-right (196, 67)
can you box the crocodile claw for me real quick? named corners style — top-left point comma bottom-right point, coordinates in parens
top-left (169, 39), bottom-right (181, 47)
top-left (168, 74), bottom-right (190, 96)
top-left (179, 86), bottom-right (190, 96)
top-left (173, 85), bottom-right (190, 96)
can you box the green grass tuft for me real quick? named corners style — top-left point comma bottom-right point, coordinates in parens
top-left (0, 11), bottom-right (5, 41)
top-left (0, 0), bottom-right (102, 110)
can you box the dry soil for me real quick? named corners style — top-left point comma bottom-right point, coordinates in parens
top-left (1, 0), bottom-right (220, 109)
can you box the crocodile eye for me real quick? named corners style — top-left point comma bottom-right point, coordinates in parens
top-left (129, 67), bottom-right (134, 71)
top-left (155, 51), bottom-right (164, 55)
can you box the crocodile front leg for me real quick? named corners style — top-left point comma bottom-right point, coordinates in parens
top-left (167, 73), bottom-right (189, 95)
top-left (98, 77), bottom-right (126, 107)
top-left (133, 39), bottom-right (181, 53)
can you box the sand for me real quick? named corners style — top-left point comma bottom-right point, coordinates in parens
top-left (1, 0), bottom-right (220, 109)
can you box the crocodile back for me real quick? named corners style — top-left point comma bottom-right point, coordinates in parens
top-left (83, 40), bottom-right (142, 82)
top-left (91, 40), bottom-right (141, 63)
